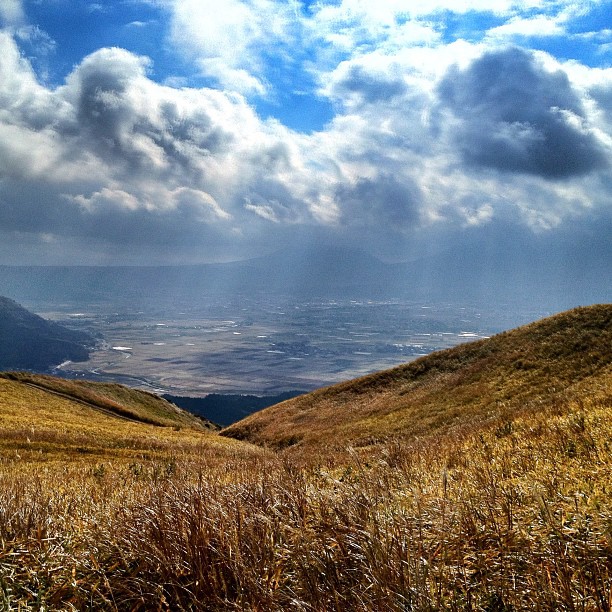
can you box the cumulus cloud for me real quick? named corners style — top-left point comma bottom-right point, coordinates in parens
top-left (0, 37), bottom-right (277, 258)
top-left (0, 31), bottom-right (364, 261)
top-left (166, 0), bottom-right (297, 94)
top-left (437, 47), bottom-right (609, 178)
top-left (0, 0), bottom-right (611, 266)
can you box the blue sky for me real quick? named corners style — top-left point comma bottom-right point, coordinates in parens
top-left (0, 0), bottom-right (611, 269)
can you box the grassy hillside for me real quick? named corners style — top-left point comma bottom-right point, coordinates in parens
top-left (0, 306), bottom-right (610, 609)
top-left (0, 296), bottom-right (93, 370)
top-left (222, 304), bottom-right (612, 455)
top-left (0, 372), bottom-right (250, 463)
top-left (0, 371), bottom-right (216, 430)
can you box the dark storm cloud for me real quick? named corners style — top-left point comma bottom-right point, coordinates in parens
top-left (77, 201), bottom-right (223, 246)
top-left (438, 47), bottom-right (609, 179)
top-left (0, 179), bottom-right (194, 243)
top-left (335, 174), bottom-right (422, 230)
top-left (0, 181), bottom-right (65, 232)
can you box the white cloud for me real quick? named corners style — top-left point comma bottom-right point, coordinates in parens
top-left (72, 188), bottom-right (142, 212)
top-left (576, 27), bottom-right (612, 42)
top-left (310, 0), bottom-right (518, 30)
top-left (173, 187), bottom-right (231, 220)
top-left (307, 0), bottom-right (556, 55)
top-left (0, 31), bottom-right (46, 112)
top-left (245, 200), bottom-right (280, 223)
top-left (0, 6), bottom-right (611, 265)
top-left (166, 0), bottom-right (297, 94)
top-left (0, 0), bottom-right (25, 26)
top-left (486, 15), bottom-right (565, 40)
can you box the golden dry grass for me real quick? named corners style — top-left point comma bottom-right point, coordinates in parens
top-left (0, 371), bottom-right (212, 429)
top-left (0, 305), bottom-right (610, 609)
top-left (0, 384), bottom-right (610, 610)
top-left (0, 375), bottom-right (257, 464)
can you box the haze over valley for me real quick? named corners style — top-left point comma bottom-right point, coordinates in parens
top-left (0, 249), bottom-right (565, 406)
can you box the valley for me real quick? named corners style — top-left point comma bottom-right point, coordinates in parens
top-left (0, 305), bottom-right (609, 610)
top-left (39, 296), bottom-right (547, 398)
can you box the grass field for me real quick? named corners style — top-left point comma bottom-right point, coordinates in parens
top-left (0, 305), bottom-right (610, 610)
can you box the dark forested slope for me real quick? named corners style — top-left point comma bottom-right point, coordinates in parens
top-left (0, 296), bottom-right (93, 370)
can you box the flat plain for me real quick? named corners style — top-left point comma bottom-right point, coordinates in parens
top-left (38, 296), bottom-right (548, 397)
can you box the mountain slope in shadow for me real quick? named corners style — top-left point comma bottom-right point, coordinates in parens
top-left (0, 296), bottom-right (94, 371)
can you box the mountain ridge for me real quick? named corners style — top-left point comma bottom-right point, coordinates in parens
top-left (1, 238), bottom-right (609, 309)
top-left (221, 304), bottom-right (612, 454)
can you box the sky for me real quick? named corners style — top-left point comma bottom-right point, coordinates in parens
top-left (0, 0), bottom-right (611, 267)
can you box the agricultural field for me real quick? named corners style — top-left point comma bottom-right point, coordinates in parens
top-left (42, 297), bottom-right (543, 396)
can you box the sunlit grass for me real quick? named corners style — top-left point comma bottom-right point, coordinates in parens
top-left (0, 372), bottom-right (210, 429)
top-left (0, 376), bottom-right (253, 464)
top-left (0, 390), bottom-right (610, 609)
top-left (0, 305), bottom-right (610, 609)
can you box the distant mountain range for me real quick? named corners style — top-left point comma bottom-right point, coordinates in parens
top-left (0, 296), bottom-right (94, 371)
top-left (0, 237), bottom-right (609, 310)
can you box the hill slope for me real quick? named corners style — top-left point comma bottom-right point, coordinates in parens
top-left (0, 372), bottom-right (251, 462)
top-left (222, 304), bottom-right (612, 453)
top-left (0, 296), bottom-right (93, 370)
